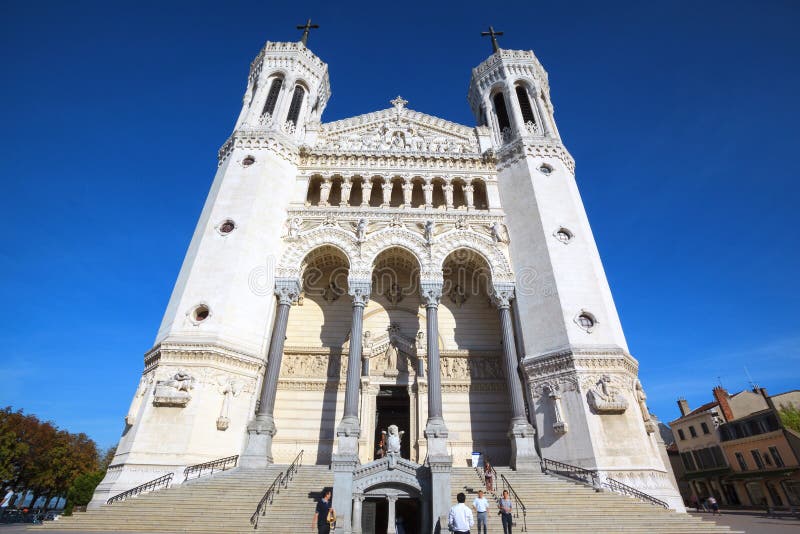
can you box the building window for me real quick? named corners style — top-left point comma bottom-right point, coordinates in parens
top-left (681, 452), bottom-right (696, 471)
top-left (286, 85), bottom-right (305, 125)
top-left (769, 446), bottom-right (785, 467)
top-left (701, 422), bottom-right (710, 434)
top-left (678, 429), bottom-right (686, 440)
top-left (262, 78), bottom-right (282, 116)
top-left (751, 449), bottom-right (765, 470)
top-left (493, 93), bottom-right (511, 135)
top-left (515, 86), bottom-right (536, 124)
top-left (711, 446), bottom-right (726, 468)
top-left (689, 426), bottom-right (697, 438)
top-left (735, 452), bottom-right (748, 471)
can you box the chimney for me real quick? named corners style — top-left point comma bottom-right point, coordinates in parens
top-left (713, 386), bottom-right (733, 421)
top-left (677, 397), bottom-right (690, 416)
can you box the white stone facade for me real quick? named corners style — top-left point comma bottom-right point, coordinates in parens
top-left (90, 39), bottom-right (684, 518)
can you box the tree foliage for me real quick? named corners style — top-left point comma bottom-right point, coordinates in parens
top-left (779, 403), bottom-right (800, 433)
top-left (0, 406), bottom-right (101, 508)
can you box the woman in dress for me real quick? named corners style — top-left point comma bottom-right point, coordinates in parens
top-left (484, 460), bottom-right (494, 492)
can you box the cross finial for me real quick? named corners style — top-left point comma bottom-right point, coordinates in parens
top-left (390, 96), bottom-right (408, 110)
top-left (296, 18), bottom-right (320, 47)
top-left (481, 26), bottom-right (504, 53)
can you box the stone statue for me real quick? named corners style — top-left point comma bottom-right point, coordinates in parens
top-left (382, 424), bottom-right (405, 468)
top-left (287, 217), bottom-right (301, 239)
top-left (322, 282), bottom-right (341, 303)
top-left (635, 379), bottom-right (656, 433)
top-left (586, 374), bottom-right (628, 414)
top-left (153, 369), bottom-right (195, 407)
top-left (491, 221), bottom-right (507, 243)
top-left (356, 218), bottom-right (367, 242)
top-left (384, 341), bottom-right (399, 377)
top-left (424, 220), bottom-right (435, 244)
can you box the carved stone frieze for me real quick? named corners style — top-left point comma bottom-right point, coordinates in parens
top-left (440, 355), bottom-right (503, 380)
top-left (143, 342), bottom-right (265, 376)
top-left (584, 374), bottom-right (628, 414)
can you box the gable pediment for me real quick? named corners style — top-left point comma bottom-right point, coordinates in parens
top-left (314, 100), bottom-right (480, 156)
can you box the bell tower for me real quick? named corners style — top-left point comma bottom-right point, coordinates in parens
top-left (468, 38), bottom-right (684, 509)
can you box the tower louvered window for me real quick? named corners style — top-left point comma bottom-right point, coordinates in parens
top-left (262, 78), bottom-right (282, 116)
top-left (516, 86), bottom-right (536, 124)
top-left (493, 93), bottom-right (511, 132)
top-left (286, 86), bottom-right (305, 125)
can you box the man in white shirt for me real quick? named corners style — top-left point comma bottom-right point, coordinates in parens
top-left (472, 490), bottom-right (489, 534)
top-left (448, 492), bottom-right (474, 534)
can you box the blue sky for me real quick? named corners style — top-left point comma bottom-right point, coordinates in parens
top-left (1, 1), bottom-right (798, 448)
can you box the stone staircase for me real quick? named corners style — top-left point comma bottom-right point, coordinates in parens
top-left (450, 466), bottom-right (738, 533)
top-left (39, 465), bottom-right (333, 534)
top-left (40, 463), bottom-right (737, 533)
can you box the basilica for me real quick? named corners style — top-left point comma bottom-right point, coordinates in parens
top-left (89, 26), bottom-right (684, 533)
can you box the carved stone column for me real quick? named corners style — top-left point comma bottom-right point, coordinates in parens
top-left (504, 85), bottom-right (527, 139)
top-left (341, 175), bottom-right (353, 207)
top-left (361, 179), bottom-right (373, 207)
top-left (319, 177), bottom-right (332, 206)
top-left (352, 494), bottom-right (365, 534)
top-left (386, 495), bottom-right (398, 534)
top-left (240, 279), bottom-right (300, 468)
top-left (423, 181), bottom-right (433, 209)
top-left (492, 284), bottom-right (539, 471)
top-left (420, 280), bottom-right (451, 532)
top-left (464, 184), bottom-right (474, 210)
top-left (382, 181), bottom-right (393, 207)
top-left (533, 90), bottom-right (554, 137)
top-left (443, 182), bottom-right (454, 210)
top-left (332, 279), bottom-right (370, 534)
top-left (402, 177), bottom-right (413, 206)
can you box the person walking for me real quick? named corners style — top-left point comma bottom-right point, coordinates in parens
top-left (312, 489), bottom-right (334, 534)
top-left (499, 489), bottom-right (513, 534)
top-left (484, 460), bottom-right (494, 492)
top-left (448, 492), bottom-right (474, 534)
top-left (472, 490), bottom-right (489, 534)
top-left (707, 496), bottom-right (720, 515)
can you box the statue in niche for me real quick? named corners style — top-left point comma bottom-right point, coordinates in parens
top-left (416, 331), bottom-right (425, 350)
top-left (322, 282), bottom-right (341, 303)
top-left (382, 424), bottom-right (405, 469)
top-left (386, 282), bottom-right (403, 306)
top-left (449, 284), bottom-right (467, 308)
top-left (384, 341), bottom-right (400, 377)
top-left (355, 218), bottom-right (367, 242)
top-left (586, 375), bottom-right (628, 414)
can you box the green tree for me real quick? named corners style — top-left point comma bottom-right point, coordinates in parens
top-left (64, 470), bottom-right (105, 515)
top-left (779, 403), bottom-right (800, 433)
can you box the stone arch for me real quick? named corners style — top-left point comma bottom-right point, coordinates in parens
top-left (276, 226), bottom-right (359, 279)
top-left (361, 228), bottom-right (429, 275)
top-left (432, 232), bottom-right (514, 284)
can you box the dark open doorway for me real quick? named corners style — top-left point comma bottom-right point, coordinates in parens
top-left (374, 386), bottom-right (410, 459)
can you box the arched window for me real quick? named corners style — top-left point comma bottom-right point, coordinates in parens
top-left (452, 181), bottom-right (466, 209)
top-left (306, 177), bottom-right (322, 206)
top-left (493, 93), bottom-right (511, 133)
top-left (516, 86), bottom-right (536, 125)
top-left (328, 177), bottom-right (342, 206)
top-left (410, 178), bottom-right (425, 208)
top-left (286, 85), bottom-right (306, 125)
top-left (432, 179), bottom-right (446, 209)
top-left (349, 178), bottom-right (363, 206)
top-left (368, 177), bottom-right (383, 207)
top-left (472, 180), bottom-right (488, 210)
top-left (262, 78), bottom-right (282, 116)
top-left (389, 178), bottom-right (404, 207)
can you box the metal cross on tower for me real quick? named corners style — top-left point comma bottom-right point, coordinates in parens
top-left (297, 19), bottom-right (319, 46)
top-left (481, 26), bottom-right (504, 53)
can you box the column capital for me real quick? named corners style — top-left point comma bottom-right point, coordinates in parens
top-left (275, 278), bottom-right (302, 306)
top-left (491, 283), bottom-right (516, 309)
top-left (420, 281), bottom-right (443, 308)
top-left (348, 279), bottom-right (372, 307)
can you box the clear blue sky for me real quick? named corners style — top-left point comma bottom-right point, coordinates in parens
top-left (1, 1), bottom-right (798, 449)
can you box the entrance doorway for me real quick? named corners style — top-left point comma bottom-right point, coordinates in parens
top-left (374, 386), bottom-right (410, 459)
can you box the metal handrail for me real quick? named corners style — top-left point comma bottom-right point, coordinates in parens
top-left (250, 450), bottom-right (304, 529)
top-left (541, 457), bottom-right (669, 509)
top-left (499, 473), bottom-right (527, 532)
top-left (605, 476), bottom-right (669, 509)
top-left (284, 450), bottom-right (304, 487)
top-left (106, 473), bottom-right (173, 504)
top-left (183, 455), bottom-right (239, 481)
top-left (250, 471), bottom-right (284, 529)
